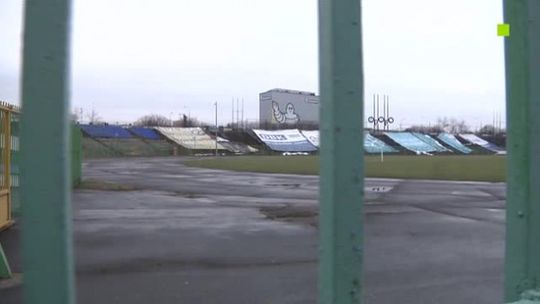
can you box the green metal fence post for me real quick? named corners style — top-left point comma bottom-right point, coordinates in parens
top-left (71, 124), bottom-right (82, 187)
top-left (318, 0), bottom-right (365, 302)
top-left (504, 0), bottom-right (540, 302)
top-left (20, 0), bottom-right (75, 303)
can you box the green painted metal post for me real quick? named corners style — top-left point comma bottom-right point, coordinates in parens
top-left (0, 242), bottom-right (12, 279)
top-left (71, 124), bottom-right (82, 187)
top-left (20, 0), bottom-right (75, 303)
top-left (318, 0), bottom-right (364, 303)
top-left (504, 0), bottom-right (540, 302)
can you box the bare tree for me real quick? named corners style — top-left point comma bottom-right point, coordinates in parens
top-left (87, 108), bottom-right (102, 124)
top-left (134, 114), bottom-right (172, 127)
top-left (478, 124), bottom-right (496, 135)
top-left (435, 117), bottom-right (470, 133)
top-left (405, 124), bottom-right (443, 134)
top-left (172, 114), bottom-right (201, 127)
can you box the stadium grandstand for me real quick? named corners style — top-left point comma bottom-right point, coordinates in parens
top-left (129, 127), bottom-right (162, 140)
top-left (412, 133), bottom-right (451, 153)
top-left (79, 124), bottom-right (177, 157)
top-left (437, 133), bottom-right (473, 154)
top-left (216, 137), bottom-right (258, 154)
top-left (459, 134), bottom-right (506, 154)
top-left (79, 124), bottom-right (133, 138)
top-left (365, 133), bottom-right (398, 153)
top-left (384, 132), bottom-right (439, 154)
top-left (76, 123), bottom-right (505, 156)
top-left (155, 127), bottom-right (228, 152)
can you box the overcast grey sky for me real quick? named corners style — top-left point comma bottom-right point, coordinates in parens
top-left (1, 0), bottom-right (505, 128)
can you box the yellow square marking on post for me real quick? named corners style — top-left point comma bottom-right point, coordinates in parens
top-left (498, 24), bottom-right (510, 37)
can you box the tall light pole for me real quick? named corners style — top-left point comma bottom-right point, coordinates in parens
top-left (214, 101), bottom-right (218, 156)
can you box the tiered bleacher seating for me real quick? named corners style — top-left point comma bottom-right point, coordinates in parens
top-left (221, 129), bottom-right (262, 148)
top-left (365, 133), bottom-right (398, 153)
top-left (156, 127), bottom-right (228, 151)
top-left (129, 127), bottom-right (161, 140)
top-left (459, 134), bottom-right (505, 153)
top-left (79, 125), bottom-right (178, 157)
top-left (412, 133), bottom-right (450, 152)
top-left (437, 133), bottom-right (472, 154)
top-left (385, 132), bottom-right (438, 154)
top-left (79, 123), bottom-right (510, 157)
top-left (218, 139), bottom-right (258, 154)
top-left (80, 125), bottom-right (133, 138)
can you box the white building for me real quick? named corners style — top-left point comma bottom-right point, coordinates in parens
top-left (259, 88), bottom-right (319, 127)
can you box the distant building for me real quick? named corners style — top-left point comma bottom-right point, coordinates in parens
top-left (259, 88), bottom-right (319, 128)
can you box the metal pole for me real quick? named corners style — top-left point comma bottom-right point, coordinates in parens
top-left (376, 94), bottom-right (379, 132)
top-left (386, 96), bottom-right (390, 131)
top-left (215, 102), bottom-right (218, 156)
top-left (236, 98), bottom-right (240, 129)
top-left (386, 96), bottom-right (389, 131)
top-left (20, 0), bottom-right (75, 303)
top-left (372, 95), bottom-right (376, 130)
top-left (319, 0), bottom-right (364, 302)
top-left (383, 95), bottom-right (386, 131)
top-left (504, 0), bottom-right (540, 302)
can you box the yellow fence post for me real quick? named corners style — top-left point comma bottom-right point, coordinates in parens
top-left (0, 105), bottom-right (15, 231)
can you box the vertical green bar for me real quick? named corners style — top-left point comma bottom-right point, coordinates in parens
top-left (318, 0), bottom-right (364, 303)
top-left (20, 0), bottom-right (75, 304)
top-left (504, 0), bottom-right (540, 302)
top-left (71, 124), bottom-right (82, 187)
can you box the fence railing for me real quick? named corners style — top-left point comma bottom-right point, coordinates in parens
top-left (10, 0), bottom-right (540, 303)
top-left (0, 102), bottom-right (21, 231)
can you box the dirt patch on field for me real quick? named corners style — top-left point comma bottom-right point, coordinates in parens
top-left (77, 179), bottom-right (139, 191)
top-left (260, 205), bottom-right (318, 227)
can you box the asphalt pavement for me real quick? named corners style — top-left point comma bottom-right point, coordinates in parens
top-left (1, 157), bottom-right (506, 303)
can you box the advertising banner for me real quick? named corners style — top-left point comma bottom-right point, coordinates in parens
top-left (459, 134), bottom-right (505, 153)
top-left (252, 129), bottom-right (317, 152)
top-left (301, 130), bottom-right (320, 148)
top-left (459, 134), bottom-right (489, 146)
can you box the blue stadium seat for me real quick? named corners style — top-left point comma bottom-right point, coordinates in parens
top-left (129, 127), bottom-right (161, 140)
top-left (385, 132), bottom-right (438, 153)
top-left (364, 133), bottom-right (398, 153)
top-left (412, 133), bottom-right (450, 152)
top-left (79, 125), bottom-right (133, 139)
top-left (437, 133), bottom-right (472, 154)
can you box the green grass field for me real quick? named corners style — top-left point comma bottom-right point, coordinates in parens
top-left (185, 155), bottom-right (506, 182)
